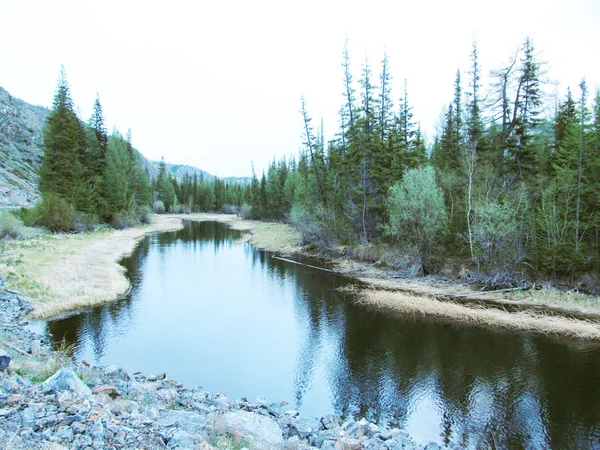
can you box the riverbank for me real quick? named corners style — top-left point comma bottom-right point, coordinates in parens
top-left (0, 216), bottom-right (183, 319)
top-left (1, 212), bottom-right (600, 337)
top-left (0, 285), bottom-right (425, 450)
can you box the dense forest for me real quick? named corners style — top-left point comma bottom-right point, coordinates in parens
top-left (243, 38), bottom-right (600, 284)
top-left (33, 36), bottom-right (600, 285)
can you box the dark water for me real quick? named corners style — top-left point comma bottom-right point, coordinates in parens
top-left (38, 221), bottom-right (600, 448)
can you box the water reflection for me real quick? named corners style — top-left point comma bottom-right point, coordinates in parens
top-left (42, 221), bottom-right (600, 448)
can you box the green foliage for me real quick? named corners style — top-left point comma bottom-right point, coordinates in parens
top-left (35, 193), bottom-right (72, 232)
top-left (0, 211), bottom-right (25, 239)
top-left (471, 200), bottom-right (521, 269)
top-left (383, 167), bottom-right (447, 258)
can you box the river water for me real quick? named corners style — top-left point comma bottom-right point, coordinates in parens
top-left (38, 221), bottom-right (600, 448)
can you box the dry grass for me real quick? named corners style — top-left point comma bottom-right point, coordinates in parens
top-left (0, 215), bottom-right (183, 319)
top-left (355, 288), bottom-right (600, 339)
top-left (173, 213), bottom-right (302, 254)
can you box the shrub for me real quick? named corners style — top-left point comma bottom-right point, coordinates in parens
top-left (69, 209), bottom-right (97, 233)
top-left (36, 194), bottom-right (72, 232)
top-left (171, 204), bottom-right (186, 214)
top-left (152, 200), bottom-right (166, 214)
top-left (0, 210), bottom-right (25, 239)
top-left (289, 204), bottom-right (337, 249)
top-left (138, 206), bottom-right (153, 224)
top-left (238, 204), bottom-right (252, 219)
top-left (221, 204), bottom-right (239, 215)
top-left (17, 206), bottom-right (39, 227)
top-left (383, 166), bottom-right (447, 260)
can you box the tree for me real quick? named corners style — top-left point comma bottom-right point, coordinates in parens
top-left (39, 66), bottom-right (85, 201)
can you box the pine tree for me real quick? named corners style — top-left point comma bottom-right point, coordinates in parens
top-left (39, 66), bottom-right (85, 201)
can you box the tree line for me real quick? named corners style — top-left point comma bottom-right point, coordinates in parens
top-left (244, 38), bottom-right (600, 283)
top-left (32, 67), bottom-right (249, 230)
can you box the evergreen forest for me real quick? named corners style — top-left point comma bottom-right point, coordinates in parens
top-left (35, 37), bottom-right (600, 286)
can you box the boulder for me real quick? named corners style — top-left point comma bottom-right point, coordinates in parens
top-left (217, 410), bottom-right (284, 450)
top-left (40, 367), bottom-right (92, 399)
top-left (0, 348), bottom-right (10, 371)
top-left (159, 410), bottom-right (209, 435)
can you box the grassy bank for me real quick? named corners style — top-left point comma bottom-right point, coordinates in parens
top-left (0, 215), bottom-right (183, 319)
top-left (172, 213), bottom-right (302, 254)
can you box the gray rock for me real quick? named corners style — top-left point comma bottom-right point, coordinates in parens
top-left (159, 409), bottom-right (209, 435)
top-left (168, 429), bottom-right (204, 449)
top-left (0, 348), bottom-right (10, 371)
top-left (217, 410), bottom-right (284, 450)
top-left (289, 417), bottom-right (323, 440)
top-left (321, 414), bottom-right (339, 430)
top-left (55, 426), bottom-right (74, 442)
top-left (40, 367), bottom-right (92, 399)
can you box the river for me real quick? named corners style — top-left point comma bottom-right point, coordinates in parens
top-left (36, 220), bottom-right (600, 448)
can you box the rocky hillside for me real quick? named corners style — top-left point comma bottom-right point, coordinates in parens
top-left (0, 87), bottom-right (50, 207)
top-left (0, 86), bottom-right (249, 208)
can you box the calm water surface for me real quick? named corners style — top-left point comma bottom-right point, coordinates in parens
top-left (39, 221), bottom-right (600, 448)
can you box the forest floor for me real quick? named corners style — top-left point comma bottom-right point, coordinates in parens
top-left (1, 213), bottom-right (600, 339)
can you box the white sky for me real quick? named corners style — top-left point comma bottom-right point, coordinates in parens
top-left (1, 0), bottom-right (599, 177)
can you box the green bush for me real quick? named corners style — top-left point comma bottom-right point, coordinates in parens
top-left (384, 166), bottom-right (447, 259)
top-left (36, 194), bottom-right (72, 232)
top-left (0, 210), bottom-right (25, 239)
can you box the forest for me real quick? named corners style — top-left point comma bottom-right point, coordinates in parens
top-left (32, 36), bottom-right (600, 285)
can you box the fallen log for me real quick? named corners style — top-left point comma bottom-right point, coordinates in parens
top-left (271, 256), bottom-right (337, 273)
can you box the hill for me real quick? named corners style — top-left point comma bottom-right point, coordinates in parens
top-left (0, 86), bottom-right (248, 207)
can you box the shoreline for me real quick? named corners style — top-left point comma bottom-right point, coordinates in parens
top-left (1, 212), bottom-right (600, 338)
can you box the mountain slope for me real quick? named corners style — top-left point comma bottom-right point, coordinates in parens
top-left (0, 86), bottom-right (50, 206)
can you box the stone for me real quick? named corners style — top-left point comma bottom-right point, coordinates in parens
top-left (159, 409), bottom-right (209, 435)
top-left (217, 410), bottom-right (284, 450)
top-left (320, 414), bottom-right (339, 430)
top-left (0, 348), bottom-right (10, 371)
top-left (55, 426), bottom-right (74, 442)
top-left (289, 417), bottom-right (324, 440)
top-left (40, 367), bottom-right (92, 399)
top-left (92, 385), bottom-right (120, 397)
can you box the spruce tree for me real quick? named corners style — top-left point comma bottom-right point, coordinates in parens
top-left (39, 66), bottom-right (85, 201)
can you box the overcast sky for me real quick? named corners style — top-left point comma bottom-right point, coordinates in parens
top-left (2, 0), bottom-right (599, 177)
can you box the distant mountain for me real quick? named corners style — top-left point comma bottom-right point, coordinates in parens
top-left (0, 86), bottom-right (249, 207)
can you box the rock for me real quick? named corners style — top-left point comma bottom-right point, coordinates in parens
top-left (0, 348), bottom-right (10, 371)
top-left (217, 410), bottom-right (284, 450)
top-left (289, 417), bottom-right (323, 440)
top-left (168, 429), bottom-right (203, 449)
top-left (159, 410), bottom-right (209, 435)
top-left (321, 414), bottom-right (339, 430)
top-left (92, 384), bottom-right (120, 397)
top-left (40, 367), bottom-right (92, 399)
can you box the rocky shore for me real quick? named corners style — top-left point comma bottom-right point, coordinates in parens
top-left (0, 283), bottom-right (445, 450)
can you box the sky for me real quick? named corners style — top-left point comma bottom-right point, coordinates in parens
top-left (1, 0), bottom-right (599, 177)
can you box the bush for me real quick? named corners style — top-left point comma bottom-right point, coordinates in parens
top-left (171, 204), bottom-right (186, 214)
top-left (238, 204), bottom-right (252, 219)
top-left (0, 210), bottom-right (25, 239)
top-left (152, 200), bottom-right (166, 214)
top-left (138, 205), bottom-right (153, 224)
top-left (384, 166), bottom-right (447, 259)
top-left (289, 204), bottom-right (337, 249)
top-left (17, 206), bottom-right (39, 227)
top-left (221, 204), bottom-right (239, 215)
top-left (69, 209), bottom-right (97, 233)
top-left (36, 194), bottom-right (72, 232)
